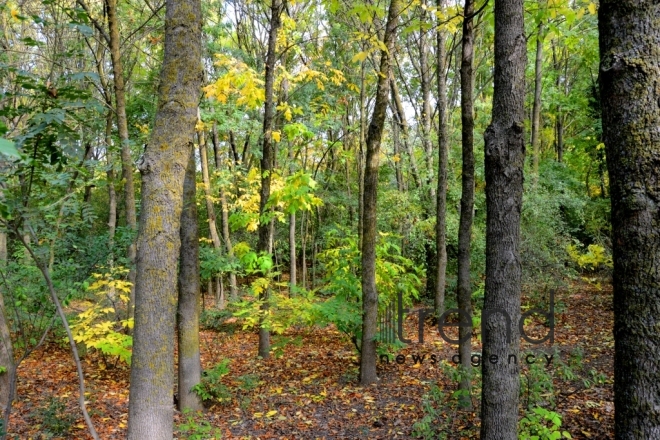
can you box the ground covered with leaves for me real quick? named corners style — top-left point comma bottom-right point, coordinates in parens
top-left (7, 280), bottom-right (613, 439)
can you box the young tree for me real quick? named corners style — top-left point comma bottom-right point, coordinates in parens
top-left (435, 0), bottom-right (449, 318)
top-left (599, 1), bottom-right (660, 437)
top-left (359, 0), bottom-right (401, 386)
top-left (126, 0), bottom-right (202, 437)
top-left (257, 0), bottom-right (284, 359)
top-left (457, 0), bottom-right (476, 408)
top-left (480, 0), bottom-right (526, 437)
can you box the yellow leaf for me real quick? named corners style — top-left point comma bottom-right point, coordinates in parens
top-left (10, 8), bottom-right (19, 20)
top-left (351, 51), bottom-right (369, 63)
top-left (266, 410), bottom-right (278, 417)
top-left (587, 2), bottom-right (596, 15)
top-left (272, 130), bottom-right (281, 142)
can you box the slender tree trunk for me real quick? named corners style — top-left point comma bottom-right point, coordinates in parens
top-left (419, 0), bottom-right (435, 201)
top-left (127, 0), bottom-right (202, 436)
top-left (106, 0), bottom-right (138, 323)
top-left (0, 189), bottom-right (13, 432)
top-left (211, 135), bottom-right (239, 301)
top-left (105, 112), bottom-right (117, 263)
top-left (457, 0), bottom-right (475, 408)
top-left (531, 21), bottom-right (544, 180)
top-left (599, 1), bottom-right (660, 437)
top-left (359, 0), bottom-right (400, 386)
top-left (480, 0), bottom-right (526, 437)
top-left (390, 77), bottom-right (422, 189)
top-left (435, 0), bottom-right (448, 320)
top-left (177, 145), bottom-right (203, 412)
top-left (257, 0), bottom-right (283, 359)
top-left (198, 117), bottom-right (222, 249)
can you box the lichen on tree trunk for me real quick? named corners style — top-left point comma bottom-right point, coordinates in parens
top-left (126, 0), bottom-right (202, 437)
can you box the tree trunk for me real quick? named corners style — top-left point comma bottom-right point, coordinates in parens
top-left (0, 190), bottom-right (13, 432)
top-left (257, 0), bottom-right (283, 359)
top-left (210, 136), bottom-right (239, 301)
top-left (531, 22), bottom-right (544, 180)
top-left (599, 1), bottom-right (660, 437)
top-left (359, 0), bottom-right (400, 386)
top-left (198, 115), bottom-right (222, 249)
top-left (106, 0), bottom-right (138, 322)
top-left (435, 0), bottom-right (448, 320)
top-left (390, 76), bottom-right (422, 189)
top-left (419, 0), bottom-right (435, 202)
top-left (457, 0), bottom-right (475, 408)
top-left (177, 145), bottom-right (203, 412)
top-left (126, 0), bottom-right (202, 436)
top-left (480, 0), bottom-right (526, 437)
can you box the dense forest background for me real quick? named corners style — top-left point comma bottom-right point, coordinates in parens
top-left (0, 0), bottom-right (633, 438)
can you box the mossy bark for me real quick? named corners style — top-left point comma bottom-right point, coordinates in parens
top-left (126, 0), bottom-right (202, 437)
top-left (480, 0), bottom-right (526, 437)
top-left (177, 147), bottom-right (203, 412)
top-left (359, 0), bottom-right (401, 386)
top-left (599, 1), bottom-right (660, 438)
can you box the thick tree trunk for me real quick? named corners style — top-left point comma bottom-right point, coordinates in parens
top-left (599, 1), bottom-right (660, 438)
top-left (359, 0), bottom-right (400, 386)
top-left (106, 0), bottom-right (138, 322)
top-left (126, 0), bottom-right (202, 437)
top-left (177, 145), bottom-right (203, 412)
top-left (435, 0), bottom-right (448, 319)
top-left (457, 0), bottom-right (475, 408)
top-left (531, 22), bottom-right (544, 180)
top-left (480, 0), bottom-right (526, 437)
top-left (257, 0), bottom-right (283, 359)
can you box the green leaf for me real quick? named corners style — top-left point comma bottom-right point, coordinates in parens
top-left (0, 138), bottom-right (20, 158)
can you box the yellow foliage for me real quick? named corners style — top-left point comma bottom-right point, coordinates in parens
top-left (69, 266), bottom-right (133, 364)
top-left (567, 244), bottom-right (613, 271)
top-left (203, 54), bottom-right (265, 109)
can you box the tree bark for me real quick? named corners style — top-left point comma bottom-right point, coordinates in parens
top-left (106, 0), bottom-right (138, 322)
top-left (257, 0), bottom-right (283, 359)
top-left (480, 0), bottom-right (526, 437)
top-left (359, 0), bottom-right (400, 386)
top-left (177, 145), bottom-right (203, 412)
top-left (390, 76), bottom-right (422, 190)
top-left (599, 1), bottom-right (660, 437)
top-left (435, 0), bottom-right (448, 319)
top-left (126, 0), bottom-right (202, 437)
top-left (457, 0), bottom-right (475, 408)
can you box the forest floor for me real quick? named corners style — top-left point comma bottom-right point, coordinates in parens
top-left (7, 278), bottom-right (614, 439)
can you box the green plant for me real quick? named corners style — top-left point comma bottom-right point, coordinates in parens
top-left (566, 243), bottom-right (612, 272)
top-left (191, 359), bottom-right (232, 404)
top-left (200, 308), bottom-right (236, 332)
top-left (521, 361), bottom-right (555, 410)
top-left (518, 407), bottom-right (572, 440)
top-left (177, 409), bottom-right (222, 439)
top-left (33, 396), bottom-right (77, 438)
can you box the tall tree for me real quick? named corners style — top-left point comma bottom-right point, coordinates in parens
top-left (105, 0), bottom-right (138, 320)
top-left (177, 147), bottom-right (204, 412)
top-left (599, 1), bottom-right (660, 437)
top-left (457, 0), bottom-right (476, 408)
top-left (359, 0), bottom-right (401, 386)
top-left (435, 0), bottom-right (448, 319)
top-left (126, 0), bottom-right (202, 436)
top-left (480, 0), bottom-right (526, 437)
top-left (257, 0), bottom-right (284, 359)
top-left (531, 14), bottom-right (545, 180)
